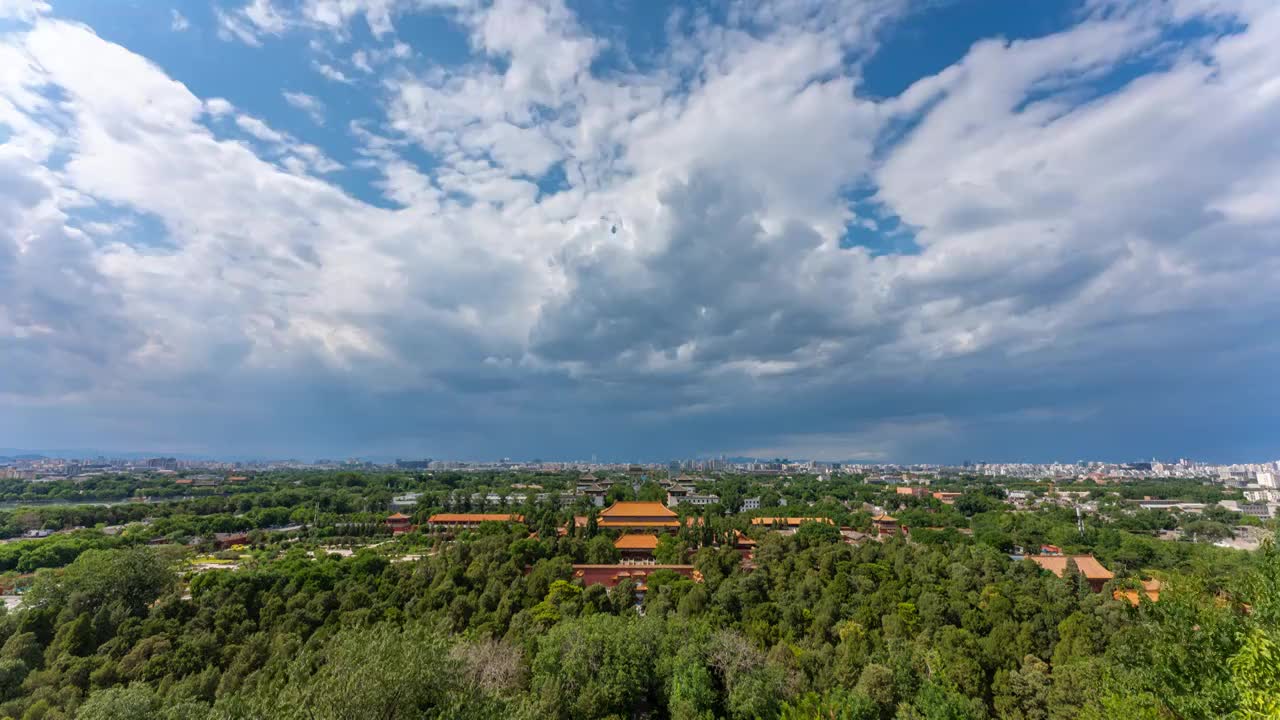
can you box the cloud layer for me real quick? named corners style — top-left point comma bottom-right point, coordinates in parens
top-left (1, 0), bottom-right (1278, 461)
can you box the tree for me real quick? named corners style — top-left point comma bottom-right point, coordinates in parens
top-left (795, 520), bottom-right (842, 546)
top-left (530, 614), bottom-right (654, 719)
top-left (0, 657), bottom-right (29, 700)
top-left (638, 482), bottom-right (667, 503)
top-left (780, 689), bottom-right (878, 720)
top-left (76, 685), bottom-right (161, 720)
top-left (667, 648), bottom-right (716, 720)
top-left (1228, 629), bottom-right (1280, 720)
top-left (234, 622), bottom-right (466, 720)
top-left (655, 535), bottom-right (689, 565)
top-left (993, 655), bottom-right (1050, 720)
top-left (584, 535), bottom-right (619, 564)
top-left (27, 547), bottom-right (175, 618)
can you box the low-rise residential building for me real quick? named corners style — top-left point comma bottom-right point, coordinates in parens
top-left (1239, 503), bottom-right (1273, 519)
top-left (681, 493), bottom-right (720, 507)
top-left (391, 492), bottom-right (422, 511)
top-left (213, 531), bottom-right (249, 549)
top-left (1136, 500), bottom-right (1206, 513)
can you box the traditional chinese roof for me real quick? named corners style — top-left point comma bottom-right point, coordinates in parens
top-left (1114, 578), bottom-right (1162, 605)
top-left (571, 564), bottom-right (702, 588)
top-left (750, 517), bottom-right (834, 526)
top-left (598, 519), bottom-right (682, 528)
top-left (601, 501), bottom-right (677, 518)
top-left (1029, 554), bottom-right (1114, 580)
top-left (426, 513), bottom-right (524, 523)
top-left (613, 533), bottom-right (660, 550)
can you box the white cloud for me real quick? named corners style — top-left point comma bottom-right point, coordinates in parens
top-left (313, 60), bottom-right (353, 83)
top-left (216, 9), bottom-right (263, 45)
top-left (217, 0), bottom-right (287, 45)
top-left (303, 0), bottom-right (398, 36)
top-left (170, 9), bottom-right (190, 32)
top-left (234, 113), bottom-right (287, 143)
top-left (232, 113), bottom-right (341, 174)
top-left (0, 0), bottom-right (48, 22)
top-left (351, 49), bottom-right (373, 73)
top-left (2, 0), bottom-right (1279, 458)
top-left (204, 97), bottom-right (235, 117)
top-left (283, 90), bottom-right (325, 124)
top-left (242, 0), bottom-right (287, 33)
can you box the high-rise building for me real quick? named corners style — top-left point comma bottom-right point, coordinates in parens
top-left (1258, 471), bottom-right (1277, 489)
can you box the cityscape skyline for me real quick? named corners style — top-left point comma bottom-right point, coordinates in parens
top-left (4, 446), bottom-right (1280, 470)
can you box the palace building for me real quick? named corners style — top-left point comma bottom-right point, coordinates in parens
top-left (598, 501), bottom-right (681, 531)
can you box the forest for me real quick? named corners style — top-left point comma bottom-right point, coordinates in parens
top-left (0, 469), bottom-right (1273, 719)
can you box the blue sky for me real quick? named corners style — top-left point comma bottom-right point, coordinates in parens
top-left (1, 0), bottom-right (1278, 462)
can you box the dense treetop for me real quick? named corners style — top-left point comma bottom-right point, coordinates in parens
top-left (0, 469), bottom-right (1271, 719)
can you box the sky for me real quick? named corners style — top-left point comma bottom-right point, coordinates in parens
top-left (1, 0), bottom-right (1278, 463)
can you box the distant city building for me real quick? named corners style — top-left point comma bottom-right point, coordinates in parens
top-left (396, 459), bottom-right (433, 470)
top-left (1238, 503), bottom-right (1273, 519)
top-left (391, 492), bottom-right (422, 511)
top-left (682, 493), bottom-right (719, 507)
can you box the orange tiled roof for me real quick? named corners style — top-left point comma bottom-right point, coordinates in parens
top-left (598, 519), bottom-right (682, 528)
top-left (387, 512), bottom-right (411, 520)
top-left (750, 517), bottom-right (835, 526)
top-left (1114, 579), bottom-right (1162, 605)
top-left (427, 513), bottom-right (524, 523)
top-left (614, 533), bottom-right (660, 550)
top-left (1029, 554), bottom-right (1114, 580)
top-left (570, 564), bottom-right (703, 589)
top-left (600, 501), bottom-right (678, 519)
top-left (872, 514), bottom-right (897, 522)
